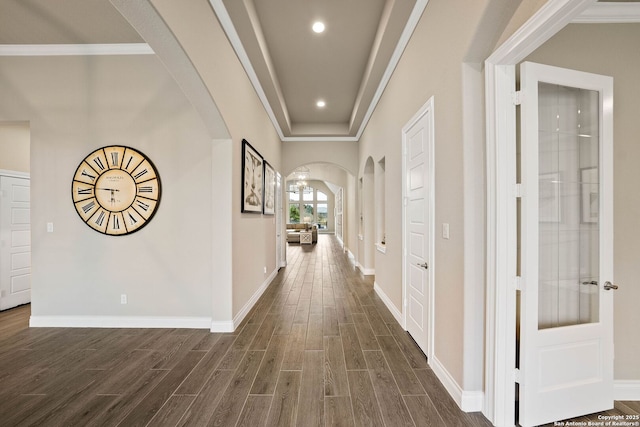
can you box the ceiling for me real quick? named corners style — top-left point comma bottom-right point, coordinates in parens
top-left (0, 0), bottom-right (426, 142)
top-left (215, 0), bottom-right (423, 141)
top-left (1, 0), bottom-right (639, 146)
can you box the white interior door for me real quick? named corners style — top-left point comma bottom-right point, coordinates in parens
top-left (519, 62), bottom-right (614, 426)
top-left (403, 98), bottom-right (434, 359)
top-left (0, 174), bottom-right (31, 311)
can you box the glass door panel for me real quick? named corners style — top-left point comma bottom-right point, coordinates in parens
top-left (537, 82), bottom-right (600, 329)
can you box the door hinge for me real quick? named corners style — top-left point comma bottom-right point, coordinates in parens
top-left (404, 299), bottom-right (408, 308)
top-left (515, 183), bottom-right (522, 198)
top-left (514, 368), bottom-right (521, 383)
top-left (403, 197), bottom-right (409, 206)
top-left (515, 276), bottom-right (522, 291)
top-left (513, 90), bottom-right (523, 106)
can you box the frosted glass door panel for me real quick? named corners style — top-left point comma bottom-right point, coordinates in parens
top-left (538, 82), bottom-right (599, 330)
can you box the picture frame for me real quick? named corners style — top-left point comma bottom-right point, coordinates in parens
top-left (241, 139), bottom-right (263, 213)
top-left (539, 172), bottom-right (561, 223)
top-left (580, 167), bottom-right (598, 224)
top-left (263, 161), bottom-right (276, 215)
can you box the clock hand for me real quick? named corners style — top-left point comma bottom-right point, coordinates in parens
top-left (96, 188), bottom-right (120, 191)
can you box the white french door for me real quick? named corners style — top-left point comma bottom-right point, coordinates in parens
top-left (402, 98), bottom-right (434, 359)
top-left (518, 62), bottom-right (615, 426)
top-left (0, 174), bottom-right (31, 311)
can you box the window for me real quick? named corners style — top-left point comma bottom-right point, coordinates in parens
top-left (289, 203), bottom-right (300, 223)
top-left (302, 189), bottom-right (313, 201)
top-left (287, 184), bottom-right (332, 230)
top-left (302, 204), bottom-right (314, 223)
top-left (317, 203), bottom-right (328, 229)
top-left (289, 187), bottom-right (300, 202)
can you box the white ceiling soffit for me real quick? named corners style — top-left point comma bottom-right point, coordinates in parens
top-left (574, 2), bottom-right (640, 22)
top-left (210, 0), bottom-right (428, 142)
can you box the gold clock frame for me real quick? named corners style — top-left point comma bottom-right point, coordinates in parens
top-left (71, 145), bottom-right (161, 235)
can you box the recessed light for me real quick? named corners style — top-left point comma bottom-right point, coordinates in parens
top-left (312, 21), bottom-right (325, 33)
top-left (316, 100), bottom-right (326, 108)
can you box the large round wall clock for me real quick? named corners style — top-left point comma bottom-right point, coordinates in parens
top-left (71, 145), bottom-right (161, 236)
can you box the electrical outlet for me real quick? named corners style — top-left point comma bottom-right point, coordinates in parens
top-left (442, 223), bottom-right (450, 239)
top-left (120, 294), bottom-right (127, 304)
top-left (47, 222), bottom-right (54, 233)
top-left (263, 266), bottom-right (267, 274)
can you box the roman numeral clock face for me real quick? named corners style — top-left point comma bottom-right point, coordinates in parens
top-left (71, 146), bottom-right (161, 235)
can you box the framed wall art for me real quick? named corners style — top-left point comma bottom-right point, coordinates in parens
top-left (263, 161), bottom-right (276, 215)
top-left (241, 139), bottom-right (263, 213)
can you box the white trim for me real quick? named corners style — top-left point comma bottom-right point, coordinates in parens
top-left (281, 136), bottom-right (358, 143)
top-left (431, 356), bottom-right (484, 412)
top-left (232, 268), bottom-right (278, 330)
top-left (354, 0), bottom-right (429, 141)
top-left (574, 3), bottom-right (640, 23)
top-left (614, 381), bottom-right (640, 401)
top-left (29, 315), bottom-right (211, 329)
top-left (346, 248), bottom-right (355, 261)
top-left (357, 264), bottom-right (375, 276)
top-left (484, 1), bottom-right (599, 425)
top-left (484, 60), bottom-right (518, 427)
top-left (210, 320), bottom-right (235, 333)
top-left (0, 169), bottom-right (30, 179)
top-left (208, 0), bottom-right (285, 141)
top-left (0, 44), bottom-right (153, 56)
top-left (373, 281), bottom-right (402, 325)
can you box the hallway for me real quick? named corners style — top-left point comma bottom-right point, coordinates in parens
top-left (0, 235), bottom-right (492, 426)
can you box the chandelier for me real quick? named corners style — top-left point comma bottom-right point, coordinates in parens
top-left (292, 166), bottom-right (310, 191)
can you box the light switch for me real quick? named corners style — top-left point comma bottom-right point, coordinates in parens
top-left (442, 223), bottom-right (450, 239)
top-left (47, 222), bottom-right (54, 233)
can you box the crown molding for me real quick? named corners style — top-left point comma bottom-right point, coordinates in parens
top-left (574, 2), bottom-right (640, 23)
top-left (0, 43), bottom-right (153, 56)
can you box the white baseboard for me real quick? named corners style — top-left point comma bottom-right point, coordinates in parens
top-left (430, 355), bottom-right (484, 412)
top-left (29, 315), bottom-right (211, 329)
top-left (346, 248), bottom-right (355, 260)
top-left (615, 380), bottom-right (640, 401)
top-left (231, 268), bottom-right (278, 331)
top-left (210, 320), bottom-right (234, 333)
top-left (373, 281), bottom-right (403, 326)
top-left (29, 269), bottom-right (280, 333)
top-left (356, 262), bottom-right (375, 275)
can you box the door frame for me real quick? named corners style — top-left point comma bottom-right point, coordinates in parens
top-left (484, 0), bottom-right (601, 424)
top-left (401, 96), bottom-right (435, 362)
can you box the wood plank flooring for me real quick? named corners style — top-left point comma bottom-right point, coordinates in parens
top-left (0, 235), bottom-right (636, 426)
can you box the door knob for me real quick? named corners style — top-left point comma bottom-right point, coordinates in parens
top-left (417, 262), bottom-right (428, 269)
top-left (603, 281), bottom-right (618, 291)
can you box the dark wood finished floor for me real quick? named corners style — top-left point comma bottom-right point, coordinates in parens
top-left (0, 235), bottom-right (636, 426)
